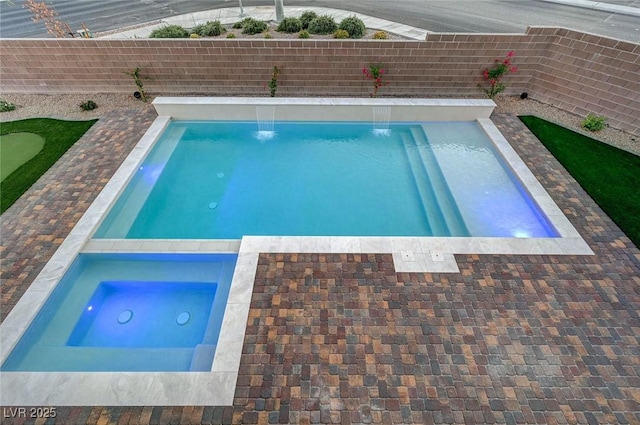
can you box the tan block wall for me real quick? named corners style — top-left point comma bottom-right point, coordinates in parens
top-left (528, 27), bottom-right (640, 134)
top-left (0, 27), bottom-right (638, 134)
top-left (0, 36), bottom-right (540, 96)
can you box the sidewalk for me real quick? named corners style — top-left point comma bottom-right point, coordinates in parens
top-left (97, 1), bottom-right (639, 40)
top-left (97, 6), bottom-right (429, 40)
top-left (540, 0), bottom-right (640, 16)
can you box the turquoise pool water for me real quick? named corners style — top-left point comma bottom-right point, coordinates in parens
top-left (1, 253), bottom-right (237, 372)
top-left (95, 121), bottom-right (557, 239)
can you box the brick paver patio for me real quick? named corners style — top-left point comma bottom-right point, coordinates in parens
top-left (1, 109), bottom-right (638, 424)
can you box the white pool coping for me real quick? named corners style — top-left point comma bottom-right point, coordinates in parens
top-left (0, 97), bottom-right (593, 406)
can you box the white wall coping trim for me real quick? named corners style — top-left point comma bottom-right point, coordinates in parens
top-left (152, 97), bottom-right (496, 121)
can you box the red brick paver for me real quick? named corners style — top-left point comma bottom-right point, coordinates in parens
top-left (1, 112), bottom-right (638, 424)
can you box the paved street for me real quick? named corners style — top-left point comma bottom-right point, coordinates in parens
top-left (0, 0), bottom-right (639, 41)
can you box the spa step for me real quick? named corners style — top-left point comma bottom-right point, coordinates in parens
top-left (4, 345), bottom-right (197, 372)
top-left (190, 344), bottom-right (217, 371)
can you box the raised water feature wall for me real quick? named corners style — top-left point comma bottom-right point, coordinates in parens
top-left (0, 27), bottom-right (638, 133)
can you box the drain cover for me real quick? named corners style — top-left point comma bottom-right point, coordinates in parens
top-left (117, 309), bottom-right (133, 324)
top-left (176, 311), bottom-right (190, 325)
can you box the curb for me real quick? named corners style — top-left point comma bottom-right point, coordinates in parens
top-left (538, 0), bottom-right (640, 17)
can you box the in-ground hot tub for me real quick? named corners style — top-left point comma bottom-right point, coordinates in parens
top-left (2, 253), bottom-right (236, 372)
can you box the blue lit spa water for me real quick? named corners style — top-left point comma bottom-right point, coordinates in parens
top-left (1, 253), bottom-right (237, 372)
top-left (95, 121), bottom-right (557, 239)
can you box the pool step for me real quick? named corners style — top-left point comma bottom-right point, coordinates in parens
top-left (411, 127), bottom-right (469, 236)
top-left (400, 132), bottom-right (447, 235)
top-left (93, 125), bottom-right (186, 238)
top-left (402, 127), bottom-right (469, 236)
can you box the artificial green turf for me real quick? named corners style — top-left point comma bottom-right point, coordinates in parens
top-left (1, 132), bottom-right (45, 181)
top-left (0, 118), bottom-right (97, 214)
top-left (519, 115), bottom-right (640, 248)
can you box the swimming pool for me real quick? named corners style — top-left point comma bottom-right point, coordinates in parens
top-left (94, 120), bottom-right (556, 239)
top-left (0, 98), bottom-right (592, 406)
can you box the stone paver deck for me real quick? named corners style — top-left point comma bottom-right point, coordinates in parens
top-left (1, 110), bottom-right (639, 424)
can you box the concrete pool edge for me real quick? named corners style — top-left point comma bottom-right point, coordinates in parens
top-left (0, 97), bottom-right (594, 406)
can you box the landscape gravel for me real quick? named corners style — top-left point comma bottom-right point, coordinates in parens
top-left (1, 92), bottom-right (637, 156)
top-left (493, 95), bottom-right (639, 155)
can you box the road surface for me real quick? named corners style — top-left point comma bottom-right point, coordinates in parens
top-left (0, 0), bottom-right (638, 42)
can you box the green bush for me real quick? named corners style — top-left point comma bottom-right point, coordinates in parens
top-left (582, 113), bottom-right (607, 132)
top-left (277, 17), bottom-right (302, 33)
top-left (373, 31), bottom-right (388, 40)
top-left (150, 24), bottom-right (189, 38)
top-left (192, 20), bottom-right (225, 37)
top-left (242, 18), bottom-right (268, 35)
top-left (298, 30), bottom-right (310, 39)
top-left (226, 33), bottom-right (236, 39)
top-left (299, 11), bottom-right (318, 29)
top-left (264, 32), bottom-right (272, 39)
top-left (338, 16), bottom-right (366, 38)
top-left (79, 100), bottom-right (97, 111)
top-left (0, 100), bottom-right (16, 112)
top-left (333, 29), bottom-right (349, 39)
top-left (308, 15), bottom-right (337, 35)
top-left (232, 17), bottom-right (252, 29)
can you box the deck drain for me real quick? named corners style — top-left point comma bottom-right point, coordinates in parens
top-left (430, 251), bottom-right (445, 262)
top-left (401, 250), bottom-right (415, 261)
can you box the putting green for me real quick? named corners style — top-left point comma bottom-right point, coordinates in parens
top-left (0, 132), bottom-right (45, 181)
